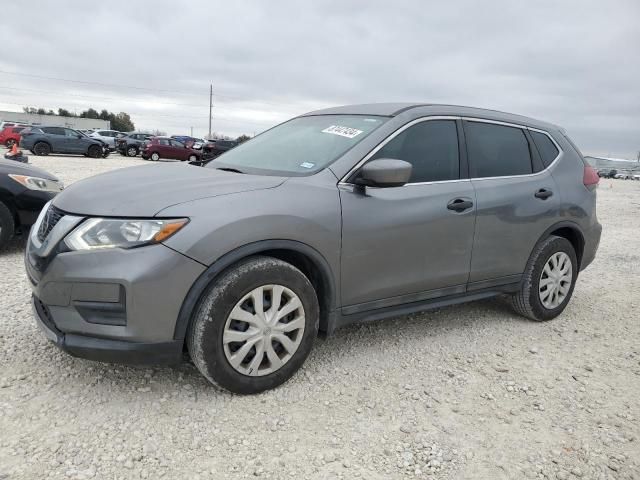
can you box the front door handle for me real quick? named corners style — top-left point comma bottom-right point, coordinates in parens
top-left (447, 198), bottom-right (474, 212)
top-left (534, 189), bottom-right (553, 200)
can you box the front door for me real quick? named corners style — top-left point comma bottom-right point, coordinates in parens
top-left (169, 139), bottom-right (188, 160)
top-left (63, 128), bottom-right (85, 153)
top-left (339, 119), bottom-right (476, 313)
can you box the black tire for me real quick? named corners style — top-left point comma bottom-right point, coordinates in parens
top-left (187, 256), bottom-right (319, 394)
top-left (0, 201), bottom-right (15, 251)
top-left (511, 236), bottom-right (578, 321)
top-left (150, 152), bottom-right (160, 161)
top-left (88, 145), bottom-right (102, 158)
top-left (5, 139), bottom-right (16, 148)
top-left (126, 146), bottom-right (138, 157)
top-left (33, 142), bottom-right (51, 156)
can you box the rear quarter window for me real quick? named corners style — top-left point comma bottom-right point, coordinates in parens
top-left (530, 131), bottom-right (560, 168)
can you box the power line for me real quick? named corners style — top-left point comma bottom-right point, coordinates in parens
top-left (0, 69), bottom-right (307, 109)
top-left (0, 100), bottom-right (277, 127)
top-left (0, 69), bottom-right (201, 97)
top-left (0, 85), bottom-right (207, 108)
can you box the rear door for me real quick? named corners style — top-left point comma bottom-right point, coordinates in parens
top-left (41, 127), bottom-right (66, 151)
top-left (340, 118), bottom-right (477, 312)
top-left (464, 119), bottom-right (560, 289)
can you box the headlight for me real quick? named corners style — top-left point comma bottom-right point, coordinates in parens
top-left (64, 218), bottom-right (188, 251)
top-left (9, 174), bottom-right (64, 192)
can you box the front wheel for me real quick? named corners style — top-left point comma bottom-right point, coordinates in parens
top-left (88, 145), bottom-right (102, 158)
top-left (511, 236), bottom-right (577, 321)
top-left (33, 142), bottom-right (51, 156)
top-left (188, 154), bottom-right (198, 162)
top-left (150, 152), bottom-right (160, 161)
top-left (126, 146), bottom-right (138, 157)
top-left (187, 256), bottom-right (319, 394)
top-left (0, 201), bottom-right (15, 251)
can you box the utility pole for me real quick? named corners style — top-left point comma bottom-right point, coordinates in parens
top-left (208, 84), bottom-right (213, 139)
top-left (190, 126), bottom-right (193, 137)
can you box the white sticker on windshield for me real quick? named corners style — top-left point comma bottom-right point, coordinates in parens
top-left (300, 162), bottom-right (315, 169)
top-left (321, 125), bottom-right (363, 139)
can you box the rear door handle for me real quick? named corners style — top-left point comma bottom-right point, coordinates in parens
top-left (534, 189), bottom-right (553, 200)
top-left (447, 198), bottom-right (474, 212)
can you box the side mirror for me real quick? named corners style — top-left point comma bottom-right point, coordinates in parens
top-left (355, 158), bottom-right (412, 188)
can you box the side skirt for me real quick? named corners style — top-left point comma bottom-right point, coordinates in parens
top-left (331, 279), bottom-right (521, 332)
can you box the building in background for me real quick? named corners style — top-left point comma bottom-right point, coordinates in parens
top-left (0, 110), bottom-right (110, 130)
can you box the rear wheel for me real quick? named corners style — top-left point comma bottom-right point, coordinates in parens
top-left (187, 256), bottom-right (319, 394)
top-left (88, 145), bottom-right (102, 158)
top-left (33, 142), bottom-right (51, 156)
top-left (511, 236), bottom-right (577, 321)
top-left (151, 152), bottom-right (160, 161)
top-left (126, 146), bottom-right (138, 157)
top-left (0, 201), bottom-right (15, 251)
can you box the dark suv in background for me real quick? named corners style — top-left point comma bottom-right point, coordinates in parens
top-left (20, 127), bottom-right (109, 158)
top-left (25, 103), bottom-right (601, 394)
top-left (116, 132), bottom-right (154, 157)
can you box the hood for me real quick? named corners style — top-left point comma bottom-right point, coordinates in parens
top-left (52, 163), bottom-right (286, 217)
top-left (0, 159), bottom-right (60, 180)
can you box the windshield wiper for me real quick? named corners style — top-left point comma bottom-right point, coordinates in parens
top-left (216, 167), bottom-right (245, 174)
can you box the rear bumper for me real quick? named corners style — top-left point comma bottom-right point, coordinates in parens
top-left (580, 221), bottom-right (602, 271)
top-left (32, 295), bottom-right (183, 365)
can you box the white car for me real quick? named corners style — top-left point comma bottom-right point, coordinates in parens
top-left (89, 130), bottom-right (125, 150)
top-left (614, 173), bottom-right (632, 180)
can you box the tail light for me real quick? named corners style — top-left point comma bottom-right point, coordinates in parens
top-left (583, 165), bottom-right (599, 190)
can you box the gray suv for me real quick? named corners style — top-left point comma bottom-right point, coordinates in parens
top-left (25, 104), bottom-right (601, 394)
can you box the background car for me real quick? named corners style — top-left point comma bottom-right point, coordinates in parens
top-left (89, 129), bottom-right (125, 150)
top-left (141, 137), bottom-right (200, 162)
top-left (0, 126), bottom-right (28, 148)
top-left (20, 126), bottom-right (109, 158)
top-left (0, 158), bottom-right (63, 250)
top-left (0, 121), bottom-right (31, 130)
top-left (191, 139), bottom-right (239, 165)
top-left (116, 132), bottom-right (154, 157)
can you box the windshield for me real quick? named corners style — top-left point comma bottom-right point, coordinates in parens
top-left (208, 115), bottom-right (387, 175)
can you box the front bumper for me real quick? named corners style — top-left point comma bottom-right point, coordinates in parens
top-left (32, 295), bottom-right (183, 364)
top-left (26, 206), bottom-right (206, 365)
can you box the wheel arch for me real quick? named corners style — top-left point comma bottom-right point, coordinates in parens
top-left (33, 140), bottom-right (52, 151)
top-left (173, 239), bottom-right (339, 345)
top-left (537, 221), bottom-right (585, 270)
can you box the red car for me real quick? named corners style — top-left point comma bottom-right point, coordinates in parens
top-left (0, 126), bottom-right (27, 148)
top-left (141, 137), bottom-right (200, 162)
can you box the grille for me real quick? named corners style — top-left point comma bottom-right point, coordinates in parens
top-left (37, 205), bottom-right (65, 243)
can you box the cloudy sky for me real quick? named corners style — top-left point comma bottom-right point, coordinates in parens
top-left (1, 0), bottom-right (639, 158)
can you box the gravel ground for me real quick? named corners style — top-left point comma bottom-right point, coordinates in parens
top-left (1, 154), bottom-right (639, 480)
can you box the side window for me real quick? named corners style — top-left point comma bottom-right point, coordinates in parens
top-left (158, 138), bottom-right (170, 146)
top-left (530, 131), bottom-right (560, 168)
top-left (42, 127), bottom-right (65, 135)
top-left (371, 120), bottom-right (460, 183)
top-left (171, 140), bottom-right (185, 148)
top-left (464, 122), bottom-right (532, 178)
top-left (64, 128), bottom-right (79, 137)
top-left (13, 127), bottom-right (25, 133)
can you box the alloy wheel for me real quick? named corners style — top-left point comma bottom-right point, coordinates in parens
top-left (223, 284), bottom-right (305, 377)
top-left (538, 251), bottom-right (572, 309)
